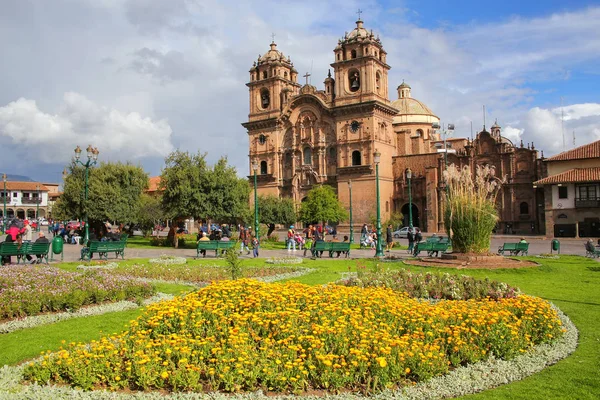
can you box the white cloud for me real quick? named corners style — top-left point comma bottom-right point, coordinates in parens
top-left (0, 92), bottom-right (174, 163)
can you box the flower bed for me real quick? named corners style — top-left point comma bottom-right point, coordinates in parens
top-left (339, 269), bottom-right (520, 300)
top-left (148, 255), bottom-right (187, 265)
top-left (265, 256), bottom-right (303, 265)
top-left (24, 280), bottom-right (563, 393)
top-left (104, 263), bottom-right (304, 284)
top-left (0, 266), bottom-right (155, 320)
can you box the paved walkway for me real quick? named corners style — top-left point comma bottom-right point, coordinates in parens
top-left (51, 235), bottom-right (589, 263)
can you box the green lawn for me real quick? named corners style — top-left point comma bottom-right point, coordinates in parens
top-left (1, 256), bottom-right (598, 399)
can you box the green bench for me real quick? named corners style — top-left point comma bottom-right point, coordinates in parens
top-left (414, 241), bottom-right (449, 257)
top-left (585, 243), bottom-right (600, 258)
top-left (498, 242), bottom-right (529, 256)
top-left (83, 240), bottom-right (126, 261)
top-left (312, 241), bottom-right (351, 258)
top-left (0, 242), bottom-right (51, 264)
top-left (196, 240), bottom-right (236, 258)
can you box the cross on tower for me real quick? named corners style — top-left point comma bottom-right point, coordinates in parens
top-left (303, 72), bottom-right (311, 85)
top-left (356, 8), bottom-right (363, 20)
top-left (271, 32), bottom-right (276, 43)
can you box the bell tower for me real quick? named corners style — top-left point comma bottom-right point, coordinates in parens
top-left (247, 40), bottom-right (301, 123)
top-left (330, 16), bottom-right (391, 107)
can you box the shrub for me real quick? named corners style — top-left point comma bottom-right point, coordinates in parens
top-left (443, 164), bottom-right (504, 254)
top-left (339, 269), bottom-right (520, 300)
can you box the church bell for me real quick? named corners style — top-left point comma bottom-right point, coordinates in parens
top-left (351, 78), bottom-right (360, 90)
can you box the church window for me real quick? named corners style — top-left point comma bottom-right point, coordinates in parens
top-left (259, 134), bottom-right (266, 145)
top-left (349, 69), bottom-right (360, 92)
top-left (351, 49), bottom-right (357, 59)
top-left (262, 71), bottom-right (267, 79)
top-left (352, 150), bottom-right (361, 166)
top-left (260, 89), bottom-right (270, 109)
top-left (284, 71), bottom-right (288, 79)
top-left (303, 147), bottom-right (312, 165)
top-left (337, 53), bottom-right (340, 61)
top-left (416, 129), bottom-right (423, 137)
top-left (260, 161), bottom-right (268, 175)
top-left (376, 71), bottom-right (381, 93)
top-left (285, 152), bottom-right (292, 163)
top-left (520, 202), bottom-right (529, 215)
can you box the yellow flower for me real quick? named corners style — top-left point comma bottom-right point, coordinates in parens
top-left (160, 371), bottom-right (169, 379)
top-left (376, 357), bottom-right (387, 368)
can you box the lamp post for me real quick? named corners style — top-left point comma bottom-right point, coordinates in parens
top-left (73, 145), bottom-right (99, 243)
top-left (252, 159), bottom-right (259, 241)
top-left (432, 122), bottom-right (455, 171)
top-left (2, 173), bottom-right (6, 233)
top-left (35, 184), bottom-right (40, 231)
top-left (374, 150), bottom-right (384, 257)
top-left (348, 180), bottom-right (354, 244)
top-left (406, 168), bottom-right (413, 229)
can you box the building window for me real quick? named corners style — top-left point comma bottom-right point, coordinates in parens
top-left (337, 53), bottom-right (340, 61)
top-left (329, 147), bottom-right (336, 162)
top-left (262, 71), bottom-right (267, 79)
top-left (520, 202), bottom-right (529, 215)
top-left (351, 150), bottom-right (361, 166)
top-left (558, 213), bottom-right (568, 219)
top-left (351, 49), bottom-right (357, 59)
top-left (13, 192), bottom-right (17, 198)
top-left (260, 161), bottom-right (267, 175)
top-left (416, 129), bottom-right (423, 137)
top-left (303, 147), bottom-right (312, 165)
top-left (558, 186), bottom-right (568, 199)
top-left (578, 185), bottom-right (596, 200)
top-left (259, 134), bottom-right (266, 145)
top-left (375, 71), bottom-right (381, 93)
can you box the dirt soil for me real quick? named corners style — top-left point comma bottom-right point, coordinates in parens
top-left (404, 253), bottom-right (539, 269)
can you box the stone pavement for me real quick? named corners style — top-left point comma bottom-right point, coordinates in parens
top-left (52, 235), bottom-right (590, 264)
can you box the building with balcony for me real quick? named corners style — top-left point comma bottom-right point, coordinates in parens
top-left (534, 140), bottom-right (600, 237)
top-left (1, 181), bottom-right (50, 220)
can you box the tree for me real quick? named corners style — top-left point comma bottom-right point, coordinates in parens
top-left (258, 195), bottom-right (297, 236)
top-left (137, 193), bottom-right (163, 236)
top-left (54, 162), bottom-right (148, 231)
top-left (160, 151), bottom-right (251, 245)
top-left (299, 185), bottom-right (348, 226)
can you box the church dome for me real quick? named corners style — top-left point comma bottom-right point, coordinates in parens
top-left (342, 19), bottom-right (378, 44)
top-left (391, 82), bottom-right (439, 125)
top-left (258, 42), bottom-right (291, 65)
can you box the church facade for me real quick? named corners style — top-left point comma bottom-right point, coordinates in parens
top-left (243, 18), bottom-right (544, 234)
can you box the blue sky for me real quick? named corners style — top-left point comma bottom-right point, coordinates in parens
top-left (0, 0), bottom-right (599, 183)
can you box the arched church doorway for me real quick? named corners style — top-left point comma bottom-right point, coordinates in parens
top-left (401, 203), bottom-right (419, 228)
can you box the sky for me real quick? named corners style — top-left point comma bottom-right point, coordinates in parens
top-left (1, 0), bottom-right (600, 183)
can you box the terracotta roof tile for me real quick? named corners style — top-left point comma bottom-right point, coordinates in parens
top-left (534, 167), bottom-right (600, 185)
top-left (147, 176), bottom-right (162, 192)
top-left (4, 182), bottom-right (49, 191)
top-left (547, 140), bottom-right (600, 161)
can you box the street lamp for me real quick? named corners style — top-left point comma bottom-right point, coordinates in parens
top-left (252, 159), bottom-right (259, 241)
top-left (406, 168), bottom-right (413, 229)
top-left (36, 184), bottom-right (40, 231)
top-left (432, 122), bottom-right (455, 171)
top-left (73, 145), bottom-right (99, 243)
top-left (348, 180), bottom-right (354, 244)
top-left (2, 173), bottom-right (6, 233)
top-left (374, 150), bottom-right (384, 257)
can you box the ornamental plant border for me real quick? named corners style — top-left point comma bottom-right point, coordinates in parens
top-left (0, 305), bottom-right (577, 399)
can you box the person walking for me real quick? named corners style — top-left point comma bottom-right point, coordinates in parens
top-left (385, 224), bottom-right (394, 252)
top-left (287, 225), bottom-right (296, 251)
top-left (407, 228), bottom-right (415, 254)
top-left (252, 235), bottom-right (260, 258)
top-left (239, 226), bottom-right (250, 254)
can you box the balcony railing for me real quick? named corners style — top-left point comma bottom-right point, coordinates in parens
top-left (575, 197), bottom-right (600, 208)
top-left (21, 198), bottom-right (42, 204)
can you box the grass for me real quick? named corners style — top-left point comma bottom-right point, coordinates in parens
top-left (1, 255), bottom-right (598, 399)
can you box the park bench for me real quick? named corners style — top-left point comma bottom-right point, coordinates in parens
top-left (196, 240), bottom-right (236, 258)
top-left (413, 241), bottom-right (449, 257)
top-left (584, 242), bottom-right (600, 258)
top-left (84, 240), bottom-right (126, 261)
top-left (0, 242), bottom-right (51, 264)
top-left (312, 241), bottom-right (351, 258)
top-left (498, 242), bottom-right (529, 256)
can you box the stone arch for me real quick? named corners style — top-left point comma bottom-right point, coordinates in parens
top-left (260, 88), bottom-right (270, 109)
top-left (401, 203), bottom-right (420, 228)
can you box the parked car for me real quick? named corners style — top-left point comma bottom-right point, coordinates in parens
top-left (392, 227), bottom-right (410, 238)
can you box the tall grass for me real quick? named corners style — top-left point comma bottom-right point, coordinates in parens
top-left (443, 164), bottom-right (503, 254)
